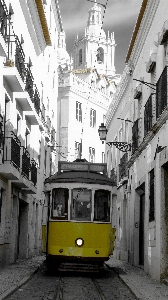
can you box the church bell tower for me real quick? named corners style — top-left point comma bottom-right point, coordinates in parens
top-left (73, 0), bottom-right (116, 78)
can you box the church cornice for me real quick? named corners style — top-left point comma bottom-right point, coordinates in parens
top-left (72, 68), bottom-right (114, 85)
top-left (72, 68), bottom-right (94, 74)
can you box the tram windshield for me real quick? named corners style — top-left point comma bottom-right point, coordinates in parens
top-left (71, 188), bottom-right (91, 221)
top-left (52, 188), bottom-right (68, 219)
top-left (94, 190), bottom-right (110, 222)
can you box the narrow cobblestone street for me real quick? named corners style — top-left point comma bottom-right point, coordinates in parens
top-left (5, 263), bottom-right (136, 300)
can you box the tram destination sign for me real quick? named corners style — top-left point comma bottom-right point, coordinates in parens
top-left (58, 161), bottom-right (107, 174)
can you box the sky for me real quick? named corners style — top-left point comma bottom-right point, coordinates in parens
top-left (58, 0), bottom-right (143, 74)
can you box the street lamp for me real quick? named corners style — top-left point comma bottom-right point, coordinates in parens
top-left (98, 123), bottom-right (132, 152)
top-left (98, 123), bottom-right (107, 143)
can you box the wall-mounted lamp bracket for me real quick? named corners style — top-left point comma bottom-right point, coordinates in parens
top-left (106, 142), bottom-right (132, 152)
top-left (133, 79), bottom-right (156, 90)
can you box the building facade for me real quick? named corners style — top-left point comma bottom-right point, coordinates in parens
top-left (0, 0), bottom-right (62, 266)
top-left (105, 0), bottom-right (168, 281)
top-left (57, 0), bottom-right (120, 163)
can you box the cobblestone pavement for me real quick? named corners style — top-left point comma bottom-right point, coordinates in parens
top-left (0, 255), bottom-right (45, 300)
top-left (105, 255), bottom-right (168, 300)
top-left (1, 255), bottom-right (168, 300)
top-left (5, 264), bottom-right (136, 300)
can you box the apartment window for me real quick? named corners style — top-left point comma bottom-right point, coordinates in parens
top-left (50, 157), bottom-right (52, 176)
top-left (38, 140), bottom-right (41, 168)
top-left (89, 147), bottom-right (95, 163)
top-left (75, 141), bottom-right (82, 159)
top-left (90, 108), bottom-right (96, 127)
top-left (0, 189), bottom-right (2, 223)
top-left (44, 150), bottom-right (47, 174)
top-left (156, 66), bottom-right (167, 119)
top-left (76, 101), bottom-right (82, 122)
top-left (149, 169), bottom-right (155, 222)
top-left (119, 153), bottom-right (128, 182)
top-left (25, 128), bottom-right (30, 149)
top-left (144, 95), bottom-right (152, 136)
top-left (17, 114), bottom-right (21, 136)
top-left (102, 152), bottom-right (105, 163)
top-left (79, 49), bottom-right (82, 65)
top-left (132, 119), bottom-right (139, 154)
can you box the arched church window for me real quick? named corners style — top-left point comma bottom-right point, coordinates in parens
top-left (91, 79), bottom-right (95, 87)
top-left (92, 14), bottom-right (94, 22)
top-left (96, 47), bottom-right (104, 63)
top-left (79, 49), bottom-right (82, 65)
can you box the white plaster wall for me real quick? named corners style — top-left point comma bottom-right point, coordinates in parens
top-left (105, 0), bottom-right (168, 280)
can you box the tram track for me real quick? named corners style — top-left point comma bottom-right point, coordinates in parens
top-left (92, 277), bottom-right (106, 300)
top-left (54, 274), bottom-right (107, 300)
top-left (5, 263), bottom-right (136, 300)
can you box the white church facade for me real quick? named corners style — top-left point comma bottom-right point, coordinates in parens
top-left (57, 0), bottom-right (120, 163)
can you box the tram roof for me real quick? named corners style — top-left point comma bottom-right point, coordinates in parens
top-left (45, 171), bottom-right (116, 186)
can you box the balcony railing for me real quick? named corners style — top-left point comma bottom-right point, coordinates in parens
top-left (15, 36), bottom-right (25, 81)
top-left (41, 103), bottom-right (46, 125)
top-left (34, 86), bottom-right (40, 115)
top-left (132, 119), bottom-right (139, 154)
top-left (0, 0), bottom-right (8, 40)
top-left (25, 67), bottom-right (34, 101)
top-left (4, 132), bottom-right (21, 170)
top-left (144, 94), bottom-right (153, 136)
top-left (2, 132), bottom-right (37, 187)
top-left (50, 127), bottom-right (56, 145)
top-left (22, 146), bottom-right (30, 179)
top-left (46, 116), bottom-right (51, 134)
top-left (156, 66), bottom-right (167, 119)
top-left (119, 153), bottom-right (128, 182)
top-left (31, 159), bottom-right (37, 186)
top-left (33, 85), bottom-right (40, 115)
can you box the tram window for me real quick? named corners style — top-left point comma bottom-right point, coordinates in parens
top-left (52, 188), bottom-right (68, 220)
top-left (94, 190), bottom-right (110, 222)
top-left (71, 188), bottom-right (91, 221)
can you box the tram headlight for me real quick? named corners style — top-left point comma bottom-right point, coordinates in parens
top-left (75, 238), bottom-right (84, 247)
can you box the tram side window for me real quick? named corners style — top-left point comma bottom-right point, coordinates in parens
top-left (52, 188), bottom-right (68, 220)
top-left (71, 188), bottom-right (91, 221)
top-left (94, 190), bottom-right (110, 222)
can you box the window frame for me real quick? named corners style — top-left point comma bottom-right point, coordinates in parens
top-left (149, 169), bottom-right (155, 222)
top-left (79, 49), bottom-right (82, 65)
top-left (156, 66), bottom-right (167, 119)
top-left (96, 47), bottom-right (104, 63)
top-left (76, 101), bottom-right (82, 122)
top-left (51, 188), bottom-right (69, 220)
top-left (89, 147), bottom-right (95, 163)
top-left (90, 108), bottom-right (96, 128)
top-left (144, 94), bottom-right (153, 136)
top-left (70, 188), bottom-right (92, 222)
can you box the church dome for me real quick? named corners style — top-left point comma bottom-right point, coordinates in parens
top-left (87, 0), bottom-right (106, 39)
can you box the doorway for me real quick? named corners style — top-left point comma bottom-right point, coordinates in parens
top-left (139, 193), bottom-right (145, 265)
top-left (18, 200), bottom-right (28, 259)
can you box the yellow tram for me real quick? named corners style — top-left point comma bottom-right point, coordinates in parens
top-left (42, 159), bottom-right (116, 268)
